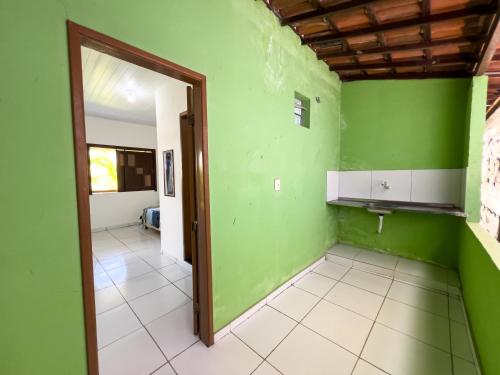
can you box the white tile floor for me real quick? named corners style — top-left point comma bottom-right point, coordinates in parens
top-left (92, 225), bottom-right (195, 375)
top-left (94, 233), bottom-right (480, 375)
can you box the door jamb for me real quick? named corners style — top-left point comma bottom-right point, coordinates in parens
top-left (67, 20), bottom-right (214, 375)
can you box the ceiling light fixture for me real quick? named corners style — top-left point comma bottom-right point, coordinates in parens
top-left (125, 89), bottom-right (136, 103)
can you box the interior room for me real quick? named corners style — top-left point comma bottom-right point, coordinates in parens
top-left (2, 1), bottom-right (500, 375)
top-left (83, 46), bottom-right (199, 373)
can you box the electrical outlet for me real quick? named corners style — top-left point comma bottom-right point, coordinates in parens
top-left (274, 178), bottom-right (281, 191)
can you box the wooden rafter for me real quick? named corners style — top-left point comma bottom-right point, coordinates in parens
top-left (317, 36), bottom-right (482, 59)
top-left (323, 15), bottom-right (363, 68)
top-left (487, 96), bottom-right (500, 117)
top-left (475, 8), bottom-right (500, 74)
top-left (342, 71), bottom-right (470, 81)
top-left (364, 5), bottom-right (393, 74)
top-left (281, 0), bottom-right (377, 25)
top-left (329, 54), bottom-right (474, 71)
top-left (421, 0), bottom-right (432, 72)
top-left (302, 4), bottom-right (496, 45)
top-left (264, 0), bottom-right (500, 83)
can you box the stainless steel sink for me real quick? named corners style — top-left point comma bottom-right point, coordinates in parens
top-left (327, 197), bottom-right (466, 218)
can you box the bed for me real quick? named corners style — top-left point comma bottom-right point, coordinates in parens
top-left (142, 207), bottom-right (160, 231)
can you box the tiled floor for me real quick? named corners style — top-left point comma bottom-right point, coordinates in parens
top-left (94, 233), bottom-right (479, 375)
top-left (92, 225), bottom-right (194, 375)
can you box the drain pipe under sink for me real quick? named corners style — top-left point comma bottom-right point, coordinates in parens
top-left (377, 214), bottom-right (384, 234)
top-left (366, 207), bottom-right (393, 234)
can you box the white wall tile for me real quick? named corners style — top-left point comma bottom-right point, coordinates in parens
top-left (411, 169), bottom-right (463, 206)
top-left (371, 170), bottom-right (411, 201)
top-left (460, 168), bottom-right (467, 209)
top-left (339, 171), bottom-right (372, 199)
top-left (326, 171), bottom-right (339, 201)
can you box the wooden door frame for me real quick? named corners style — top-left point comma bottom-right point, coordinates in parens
top-left (67, 21), bottom-right (214, 375)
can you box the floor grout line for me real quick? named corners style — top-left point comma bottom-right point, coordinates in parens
top-left (94, 226), bottom-right (194, 373)
top-left (167, 337), bottom-right (201, 362)
top-left (327, 253), bottom-right (456, 296)
top-left (448, 293), bottom-right (455, 375)
top-left (350, 276), bottom-right (393, 375)
top-left (96, 258), bottom-right (169, 366)
top-left (94, 236), bottom-right (478, 375)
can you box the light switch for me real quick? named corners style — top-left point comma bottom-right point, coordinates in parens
top-left (274, 178), bottom-right (281, 191)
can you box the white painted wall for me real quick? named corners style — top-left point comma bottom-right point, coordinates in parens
top-left (86, 115), bottom-right (157, 148)
top-left (85, 116), bottom-right (159, 230)
top-left (89, 191), bottom-right (158, 230)
top-left (155, 79), bottom-right (189, 263)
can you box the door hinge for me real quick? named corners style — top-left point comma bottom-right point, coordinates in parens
top-left (188, 114), bottom-right (195, 126)
top-left (191, 220), bottom-right (198, 232)
top-left (194, 302), bottom-right (200, 313)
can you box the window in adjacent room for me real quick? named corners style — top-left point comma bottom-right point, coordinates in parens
top-left (294, 91), bottom-right (310, 128)
top-left (88, 144), bottom-right (156, 194)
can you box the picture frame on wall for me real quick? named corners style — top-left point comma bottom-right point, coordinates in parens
top-left (163, 150), bottom-right (175, 196)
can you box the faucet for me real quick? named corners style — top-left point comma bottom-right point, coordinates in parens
top-left (380, 181), bottom-right (391, 190)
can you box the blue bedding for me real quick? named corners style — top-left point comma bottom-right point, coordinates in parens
top-left (143, 207), bottom-right (160, 229)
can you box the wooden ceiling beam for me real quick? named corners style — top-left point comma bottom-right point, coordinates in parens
top-left (487, 96), bottom-right (500, 118)
top-left (317, 36), bottom-right (482, 59)
top-left (421, 0), bottom-right (432, 73)
top-left (302, 4), bottom-right (496, 45)
top-left (281, 0), bottom-right (376, 25)
top-left (341, 71), bottom-right (472, 81)
top-left (330, 54), bottom-right (475, 71)
top-left (475, 6), bottom-right (500, 75)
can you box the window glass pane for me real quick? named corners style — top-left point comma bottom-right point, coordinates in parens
top-left (294, 92), bottom-right (310, 128)
top-left (89, 147), bottom-right (118, 192)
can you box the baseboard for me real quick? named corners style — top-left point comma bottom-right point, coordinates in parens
top-left (214, 254), bottom-right (326, 342)
top-left (91, 221), bottom-right (141, 232)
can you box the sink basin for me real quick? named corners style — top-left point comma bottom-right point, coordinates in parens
top-left (327, 197), bottom-right (466, 218)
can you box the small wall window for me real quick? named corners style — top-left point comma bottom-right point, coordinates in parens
top-left (88, 144), bottom-right (157, 194)
top-left (294, 92), bottom-right (310, 128)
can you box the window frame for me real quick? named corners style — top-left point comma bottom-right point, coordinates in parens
top-left (87, 143), bottom-right (157, 194)
top-left (294, 91), bottom-right (311, 128)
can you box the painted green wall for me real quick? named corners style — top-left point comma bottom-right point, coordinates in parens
top-left (463, 76), bottom-right (488, 222)
top-left (0, 1), bottom-right (340, 373)
top-left (459, 223), bottom-right (500, 375)
top-left (341, 79), bottom-right (470, 171)
top-left (338, 208), bottom-right (461, 267)
top-left (338, 79), bottom-right (470, 267)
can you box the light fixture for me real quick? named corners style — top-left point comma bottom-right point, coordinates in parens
top-left (125, 89), bottom-right (136, 103)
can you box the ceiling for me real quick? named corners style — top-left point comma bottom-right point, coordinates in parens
top-left (82, 46), bottom-right (169, 126)
top-left (263, 0), bottom-right (500, 81)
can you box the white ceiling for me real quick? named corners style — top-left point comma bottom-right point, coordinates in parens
top-left (81, 46), bottom-right (169, 126)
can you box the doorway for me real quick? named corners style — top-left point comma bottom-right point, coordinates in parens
top-left (67, 21), bottom-right (213, 375)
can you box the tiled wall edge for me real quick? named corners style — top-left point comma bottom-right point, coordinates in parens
top-left (326, 170), bottom-right (340, 201)
top-left (332, 168), bottom-right (465, 206)
top-left (213, 255), bottom-right (326, 342)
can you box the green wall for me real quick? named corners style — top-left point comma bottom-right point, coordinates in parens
top-left (0, 1), bottom-right (340, 373)
top-left (459, 223), bottom-right (500, 375)
top-left (341, 79), bottom-right (469, 171)
top-left (338, 208), bottom-right (461, 267)
top-left (463, 76), bottom-right (488, 222)
top-left (338, 79), bottom-right (470, 266)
